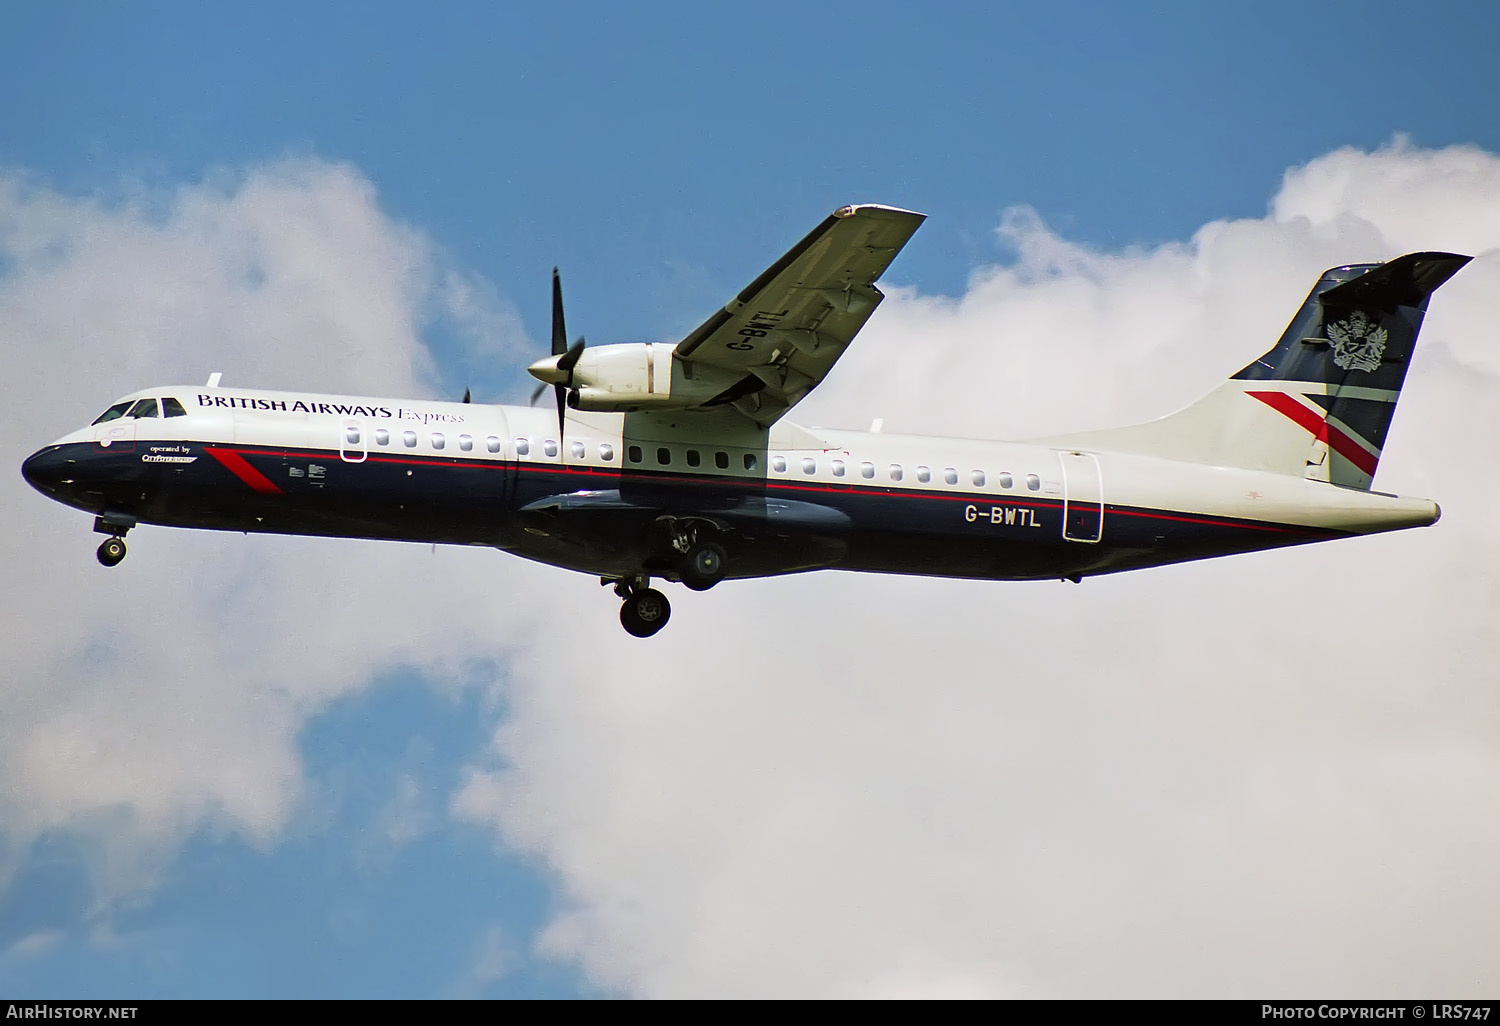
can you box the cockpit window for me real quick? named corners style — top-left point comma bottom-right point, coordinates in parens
top-left (92, 402), bottom-right (132, 425)
top-left (162, 397), bottom-right (188, 418)
top-left (128, 398), bottom-right (160, 419)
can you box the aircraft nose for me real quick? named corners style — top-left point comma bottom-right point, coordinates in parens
top-left (21, 446), bottom-right (70, 494)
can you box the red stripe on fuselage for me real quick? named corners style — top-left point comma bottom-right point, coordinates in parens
top-left (204, 447), bottom-right (285, 494)
top-left (206, 442), bottom-right (1320, 536)
top-left (1246, 391), bottom-right (1379, 477)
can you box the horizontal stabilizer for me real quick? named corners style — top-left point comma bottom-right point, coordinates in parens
top-left (1319, 252), bottom-right (1470, 311)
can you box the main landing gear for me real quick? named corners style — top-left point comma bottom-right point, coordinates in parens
top-left (605, 524), bottom-right (730, 637)
top-left (667, 520), bottom-right (728, 592)
top-left (93, 514), bottom-right (136, 568)
top-left (608, 576), bottom-right (672, 638)
top-left (678, 540), bottom-right (727, 592)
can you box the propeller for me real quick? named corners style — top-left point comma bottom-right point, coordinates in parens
top-left (462, 387), bottom-right (471, 404)
top-left (528, 267), bottom-right (585, 438)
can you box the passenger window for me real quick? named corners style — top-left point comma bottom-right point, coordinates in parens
top-left (832, 460), bottom-right (845, 477)
top-left (860, 462), bottom-right (875, 479)
top-left (515, 437), bottom-right (530, 456)
top-left (972, 470), bottom-right (986, 487)
top-left (128, 399), bottom-right (159, 419)
top-left (715, 451), bottom-right (729, 470)
top-left (599, 444), bottom-right (615, 461)
top-left (570, 441), bottom-right (585, 459)
top-left (802, 457), bottom-right (816, 474)
top-left (916, 466), bottom-right (930, 483)
top-left (345, 426), bottom-right (361, 444)
top-left (375, 428), bottom-right (390, 446)
top-left (686, 449), bottom-right (701, 468)
top-left (628, 445), bottom-right (642, 463)
top-left (998, 472), bottom-right (1013, 488)
top-left (431, 432), bottom-right (445, 450)
top-left (944, 468), bottom-right (958, 485)
top-left (771, 455), bottom-right (787, 473)
top-left (486, 436), bottom-right (502, 453)
top-left (743, 453), bottom-right (757, 471)
top-left (162, 397), bottom-right (188, 418)
top-left (657, 447), bottom-right (671, 465)
top-left (403, 430), bottom-right (417, 448)
top-left (889, 464), bottom-right (903, 482)
top-left (1026, 473), bottom-right (1041, 491)
top-left (459, 434), bottom-right (474, 452)
top-left (544, 440), bottom-right (558, 457)
top-left (92, 402), bottom-right (133, 425)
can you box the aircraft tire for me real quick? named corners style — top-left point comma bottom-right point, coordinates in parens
top-left (621, 588), bottom-right (671, 637)
top-left (679, 542), bottom-right (727, 592)
top-left (97, 537), bottom-right (126, 567)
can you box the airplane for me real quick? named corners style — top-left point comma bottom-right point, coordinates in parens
top-left (20, 203), bottom-right (1470, 637)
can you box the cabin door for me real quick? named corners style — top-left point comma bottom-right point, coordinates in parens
top-left (1060, 451), bottom-right (1103, 543)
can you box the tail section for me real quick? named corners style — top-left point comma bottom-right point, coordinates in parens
top-left (1048, 252), bottom-right (1470, 488)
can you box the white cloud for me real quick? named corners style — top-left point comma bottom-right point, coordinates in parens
top-left (453, 142), bottom-right (1500, 997)
top-left (3, 930), bottom-right (65, 960)
top-left (7, 144), bottom-right (1500, 998)
top-left (380, 773), bottom-right (436, 847)
top-left (0, 160), bottom-right (537, 902)
top-left (447, 923), bottom-right (519, 998)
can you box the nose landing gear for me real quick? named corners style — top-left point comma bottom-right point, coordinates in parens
top-left (608, 576), bottom-right (671, 638)
top-left (93, 513), bottom-right (136, 568)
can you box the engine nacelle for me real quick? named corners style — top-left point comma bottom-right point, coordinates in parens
top-left (561, 343), bottom-right (742, 413)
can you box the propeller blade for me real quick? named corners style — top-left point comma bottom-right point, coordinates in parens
top-left (552, 339), bottom-right (586, 437)
top-left (529, 382), bottom-right (547, 406)
top-left (462, 387), bottom-right (471, 404)
top-left (548, 269), bottom-right (581, 439)
top-left (557, 337), bottom-right (585, 375)
top-left (551, 268), bottom-right (567, 357)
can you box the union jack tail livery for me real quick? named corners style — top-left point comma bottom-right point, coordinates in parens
top-left (1050, 252), bottom-right (1470, 489)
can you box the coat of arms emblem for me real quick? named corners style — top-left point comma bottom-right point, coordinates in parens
top-left (1326, 311), bottom-right (1388, 372)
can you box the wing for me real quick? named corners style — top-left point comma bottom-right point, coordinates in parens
top-left (674, 203), bottom-right (925, 426)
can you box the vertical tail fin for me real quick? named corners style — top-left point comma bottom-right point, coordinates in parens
top-left (1049, 252), bottom-right (1470, 488)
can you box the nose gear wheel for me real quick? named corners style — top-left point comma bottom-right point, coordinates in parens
top-left (97, 536), bottom-right (126, 567)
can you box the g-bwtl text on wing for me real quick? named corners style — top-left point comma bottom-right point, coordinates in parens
top-left (673, 203), bottom-right (925, 426)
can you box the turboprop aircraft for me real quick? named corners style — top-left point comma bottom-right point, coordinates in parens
top-left (20, 203), bottom-right (1469, 636)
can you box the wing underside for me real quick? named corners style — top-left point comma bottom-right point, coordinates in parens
top-left (674, 203), bottom-right (925, 426)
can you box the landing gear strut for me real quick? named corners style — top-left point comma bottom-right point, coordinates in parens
top-left (610, 575), bottom-right (671, 638)
top-left (94, 513), bottom-right (135, 568)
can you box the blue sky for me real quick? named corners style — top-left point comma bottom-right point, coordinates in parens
top-left (4, 1), bottom-right (1500, 999)
top-left (11, 3), bottom-right (1499, 381)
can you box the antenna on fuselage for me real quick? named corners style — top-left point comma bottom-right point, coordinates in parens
top-left (206, 372), bottom-right (222, 388)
